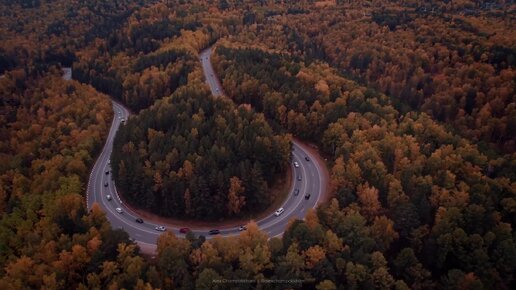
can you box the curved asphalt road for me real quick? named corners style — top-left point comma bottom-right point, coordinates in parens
top-left (87, 47), bottom-right (327, 248)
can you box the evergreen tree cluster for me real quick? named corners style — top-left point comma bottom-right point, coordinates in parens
top-left (111, 84), bottom-right (291, 219)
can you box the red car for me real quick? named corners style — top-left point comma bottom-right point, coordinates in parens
top-left (179, 227), bottom-right (190, 234)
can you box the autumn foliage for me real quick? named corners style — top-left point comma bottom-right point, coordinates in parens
top-left (0, 0), bottom-right (515, 289)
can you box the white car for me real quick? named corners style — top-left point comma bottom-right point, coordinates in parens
top-left (155, 226), bottom-right (166, 232)
top-left (106, 194), bottom-right (112, 201)
top-left (293, 161), bottom-right (299, 168)
top-left (238, 225), bottom-right (247, 231)
top-left (274, 208), bottom-right (285, 216)
top-left (115, 207), bottom-right (123, 214)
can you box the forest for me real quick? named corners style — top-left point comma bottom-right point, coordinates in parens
top-left (0, 70), bottom-right (147, 288)
top-left (228, 0), bottom-right (516, 153)
top-left (0, 0), bottom-right (514, 289)
top-left (211, 42), bottom-right (515, 288)
top-left (111, 81), bottom-right (291, 219)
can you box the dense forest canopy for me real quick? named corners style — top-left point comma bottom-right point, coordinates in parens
top-left (0, 71), bottom-right (148, 288)
top-left (0, 0), bottom-right (515, 289)
top-left (211, 42), bottom-right (515, 287)
top-left (111, 82), bottom-right (291, 219)
top-left (227, 1), bottom-right (516, 153)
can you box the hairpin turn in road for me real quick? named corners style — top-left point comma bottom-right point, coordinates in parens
top-left (86, 47), bottom-right (328, 250)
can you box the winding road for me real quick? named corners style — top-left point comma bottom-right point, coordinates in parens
top-left (87, 47), bottom-right (327, 249)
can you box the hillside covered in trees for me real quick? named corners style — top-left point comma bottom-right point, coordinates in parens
top-left (111, 82), bottom-right (291, 219)
top-left (0, 0), bottom-right (515, 289)
top-left (211, 43), bottom-right (515, 288)
top-left (0, 71), bottom-right (150, 288)
top-left (227, 0), bottom-right (516, 153)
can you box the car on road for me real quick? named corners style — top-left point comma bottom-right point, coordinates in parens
top-left (105, 170), bottom-right (109, 175)
top-left (115, 207), bottom-right (123, 214)
top-left (275, 208), bottom-right (285, 216)
top-left (209, 229), bottom-right (220, 235)
top-left (297, 175), bottom-right (302, 181)
top-left (121, 118), bottom-right (125, 123)
top-left (155, 226), bottom-right (166, 232)
top-left (104, 181), bottom-right (108, 187)
top-left (294, 188), bottom-right (300, 196)
top-left (106, 194), bottom-right (112, 201)
top-left (305, 156), bottom-right (310, 161)
top-left (135, 218), bottom-right (143, 223)
top-left (293, 161), bottom-right (299, 168)
top-left (215, 88), bottom-right (219, 92)
top-left (108, 159), bottom-right (111, 164)
top-left (305, 193), bottom-right (311, 200)
top-left (238, 225), bottom-right (247, 231)
top-left (179, 227), bottom-right (190, 234)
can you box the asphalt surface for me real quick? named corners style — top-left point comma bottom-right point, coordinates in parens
top-left (86, 47), bottom-right (327, 249)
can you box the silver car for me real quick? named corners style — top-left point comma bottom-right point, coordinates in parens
top-left (274, 208), bottom-right (285, 216)
top-left (155, 226), bottom-right (166, 232)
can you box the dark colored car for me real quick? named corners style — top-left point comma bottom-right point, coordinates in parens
top-left (209, 229), bottom-right (220, 235)
top-left (105, 170), bottom-right (109, 175)
top-left (297, 175), bottom-right (302, 181)
top-left (305, 193), bottom-right (311, 200)
top-left (135, 218), bottom-right (144, 223)
top-left (179, 227), bottom-right (190, 234)
top-left (294, 188), bottom-right (300, 196)
top-left (104, 181), bottom-right (108, 187)
top-left (305, 156), bottom-right (310, 161)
